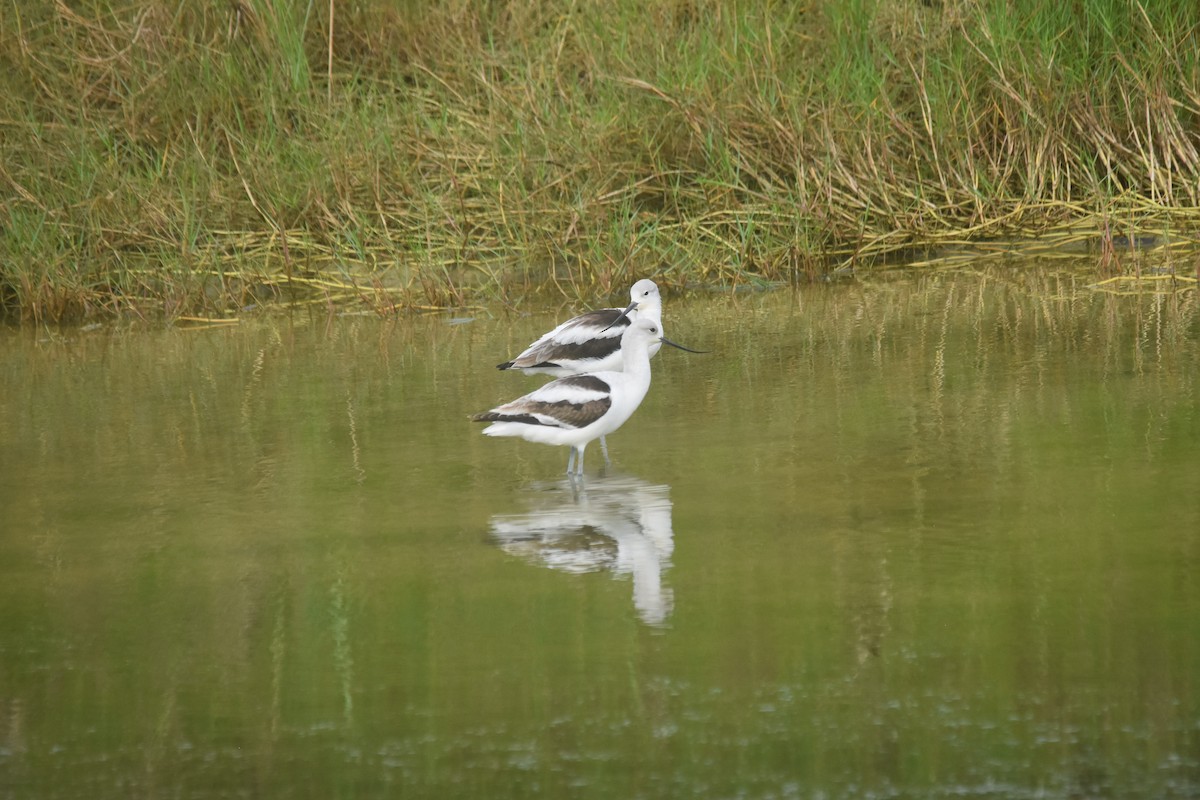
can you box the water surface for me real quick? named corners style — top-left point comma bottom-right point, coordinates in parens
top-left (2, 264), bottom-right (1198, 798)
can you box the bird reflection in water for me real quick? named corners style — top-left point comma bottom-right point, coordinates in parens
top-left (489, 475), bottom-right (675, 626)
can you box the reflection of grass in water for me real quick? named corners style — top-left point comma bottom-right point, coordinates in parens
top-left (3, 273), bottom-right (1197, 795)
top-left (684, 260), bottom-right (1200, 505)
top-left (663, 271), bottom-right (1199, 799)
top-left (4, 1), bottom-right (1200, 319)
top-left (330, 571), bottom-right (355, 728)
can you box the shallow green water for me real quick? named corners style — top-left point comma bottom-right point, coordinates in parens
top-left (2, 267), bottom-right (1199, 799)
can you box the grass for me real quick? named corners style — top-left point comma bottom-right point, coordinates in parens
top-left (2, 0), bottom-right (1200, 320)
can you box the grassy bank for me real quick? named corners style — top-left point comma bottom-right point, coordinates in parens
top-left (2, 0), bottom-right (1200, 320)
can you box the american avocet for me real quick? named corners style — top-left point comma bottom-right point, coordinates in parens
top-left (473, 317), bottom-right (693, 477)
top-left (496, 279), bottom-right (705, 461)
top-left (496, 279), bottom-right (664, 377)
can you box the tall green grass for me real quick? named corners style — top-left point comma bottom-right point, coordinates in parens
top-left (2, 0), bottom-right (1199, 319)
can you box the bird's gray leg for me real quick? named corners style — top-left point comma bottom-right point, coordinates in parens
top-left (566, 447), bottom-right (577, 475)
top-left (574, 444), bottom-right (587, 477)
top-left (599, 435), bottom-right (610, 466)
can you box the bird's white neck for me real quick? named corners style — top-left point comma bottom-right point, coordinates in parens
top-left (621, 338), bottom-right (655, 379)
top-left (632, 302), bottom-right (663, 326)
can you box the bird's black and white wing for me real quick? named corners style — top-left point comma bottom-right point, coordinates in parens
top-left (473, 375), bottom-right (613, 429)
top-left (497, 309), bottom-right (630, 374)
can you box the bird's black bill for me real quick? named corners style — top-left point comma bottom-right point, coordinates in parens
top-left (660, 336), bottom-right (709, 354)
top-left (599, 302), bottom-right (638, 333)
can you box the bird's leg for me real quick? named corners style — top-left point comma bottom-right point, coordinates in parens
top-left (574, 444), bottom-right (587, 477)
top-left (599, 435), bottom-right (610, 466)
top-left (566, 447), bottom-right (577, 475)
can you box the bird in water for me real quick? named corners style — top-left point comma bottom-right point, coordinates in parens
top-left (474, 317), bottom-right (698, 477)
top-left (496, 279), bottom-right (666, 377)
top-left (495, 279), bottom-right (703, 461)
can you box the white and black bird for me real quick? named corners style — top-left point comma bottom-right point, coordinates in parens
top-left (495, 279), bottom-right (704, 462)
top-left (496, 279), bottom-right (665, 377)
top-left (473, 317), bottom-right (696, 477)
